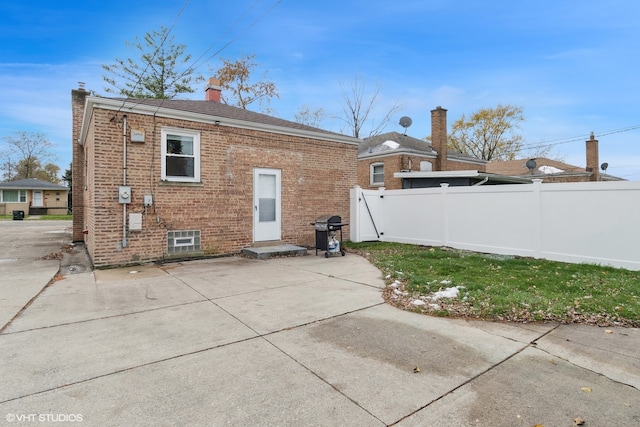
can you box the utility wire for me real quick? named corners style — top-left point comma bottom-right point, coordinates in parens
top-left (165, 0), bottom-right (282, 90)
top-left (199, 0), bottom-right (282, 66)
top-left (521, 124), bottom-right (640, 151)
top-left (114, 0), bottom-right (190, 113)
top-left (187, 0), bottom-right (263, 72)
top-left (111, 0), bottom-right (281, 108)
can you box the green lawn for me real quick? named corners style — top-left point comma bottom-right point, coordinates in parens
top-left (345, 241), bottom-right (640, 326)
top-left (0, 214), bottom-right (72, 220)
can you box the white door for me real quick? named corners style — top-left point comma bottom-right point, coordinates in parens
top-left (32, 191), bottom-right (43, 207)
top-left (253, 168), bottom-right (281, 242)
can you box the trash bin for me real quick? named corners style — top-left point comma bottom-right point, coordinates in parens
top-left (12, 210), bottom-right (25, 220)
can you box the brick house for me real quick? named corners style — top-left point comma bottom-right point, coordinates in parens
top-left (486, 133), bottom-right (624, 183)
top-left (0, 178), bottom-right (69, 216)
top-left (72, 80), bottom-right (358, 267)
top-left (357, 106), bottom-right (487, 190)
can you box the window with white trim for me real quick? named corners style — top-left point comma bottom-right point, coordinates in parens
top-left (370, 163), bottom-right (384, 186)
top-left (1, 190), bottom-right (27, 202)
top-left (161, 128), bottom-right (200, 182)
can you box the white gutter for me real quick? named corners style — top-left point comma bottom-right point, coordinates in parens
top-left (394, 170), bottom-right (482, 178)
top-left (472, 176), bottom-right (489, 186)
top-left (394, 170), bottom-right (533, 184)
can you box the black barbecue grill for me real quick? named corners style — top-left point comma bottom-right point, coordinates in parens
top-left (311, 215), bottom-right (347, 257)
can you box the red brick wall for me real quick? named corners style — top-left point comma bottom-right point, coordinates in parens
top-left (71, 88), bottom-right (88, 241)
top-left (357, 154), bottom-right (485, 190)
top-left (586, 134), bottom-right (600, 182)
top-left (357, 155), bottom-right (407, 190)
top-left (82, 108), bottom-right (357, 267)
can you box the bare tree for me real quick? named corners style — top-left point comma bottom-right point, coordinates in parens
top-left (0, 153), bottom-right (16, 181)
top-left (337, 75), bottom-right (401, 138)
top-left (294, 105), bottom-right (327, 128)
top-left (2, 131), bottom-right (58, 182)
top-left (102, 26), bottom-right (203, 99)
top-left (214, 54), bottom-right (279, 112)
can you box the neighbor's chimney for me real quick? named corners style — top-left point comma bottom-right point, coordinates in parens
top-left (205, 77), bottom-right (222, 102)
top-left (586, 132), bottom-right (599, 181)
top-left (432, 106), bottom-right (448, 171)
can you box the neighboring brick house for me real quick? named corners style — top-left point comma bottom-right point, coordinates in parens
top-left (357, 106), bottom-right (487, 189)
top-left (0, 178), bottom-right (69, 216)
top-left (72, 80), bottom-right (358, 267)
top-left (487, 133), bottom-right (624, 183)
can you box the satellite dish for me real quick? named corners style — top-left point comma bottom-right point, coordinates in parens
top-left (399, 116), bottom-right (412, 135)
top-left (525, 159), bottom-right (537, 175)
top-left (601, 162), bottom-right (608, 172)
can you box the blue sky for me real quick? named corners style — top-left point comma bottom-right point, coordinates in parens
top-left (1, 0), bottom-right (639, 180)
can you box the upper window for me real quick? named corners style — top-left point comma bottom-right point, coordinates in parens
top-left (161, 128), bottom-right (201, 182)
top-left (1, 190), bottom-right (27, 203)
top-left (370, 163), bottom-right (384, 186)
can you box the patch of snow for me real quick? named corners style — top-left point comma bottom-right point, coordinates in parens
top-left (411, 299), bottom-right (426, 306)
top-left (538, 165), bottom-right (564, 174)
top-left (389, 281), bottom-right (400, 289)
top-left (428, 303), bottom-right (441, 310)
top-left (383, 140), bottom-right (400, 149)
top-left (430, 286), bottom-right (463, 300)
top-left (440, 280), bottom-right (452, 285)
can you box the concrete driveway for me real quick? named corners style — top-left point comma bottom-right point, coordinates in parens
top-left (1, 221), bottom-right (638, 426)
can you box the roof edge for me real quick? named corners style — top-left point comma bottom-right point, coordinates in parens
top-left (394, 170), bottom-right (533, 183)
top-left (80, 97), bottom-right (360, 146)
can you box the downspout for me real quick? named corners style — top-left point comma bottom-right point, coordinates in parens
top-left (122, 114), bottom-right (128, 248)
top-left (472, 176), bottom-right (489, 186)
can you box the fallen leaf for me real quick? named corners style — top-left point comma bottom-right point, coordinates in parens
top-left (581, 387), bottom-right (592, 393)
top-left (534, 424), bottom-right (544, 427)
top-left (605, 330), bottom-right (613, 334)
top-left (413, 367), bottom-right (421, 373)
top-left (549, 359), bottom-right (557, 365)
top-left (574, 417), bottom-right (585, 425)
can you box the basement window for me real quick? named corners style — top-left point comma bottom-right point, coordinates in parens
top-left (167, 230), bottom-right (201, 254)
top-left (161, 128), bottom-right (201, 182)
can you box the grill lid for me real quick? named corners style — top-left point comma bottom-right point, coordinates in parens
top-left (314, 215), bottom-right (341, 224)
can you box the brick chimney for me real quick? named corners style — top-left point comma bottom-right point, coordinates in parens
top-left (431, 106), bottom-right (448, 171)
top-left (586, 132), bottom-right (599, 181)
top-left (71, 82), bottom-right (89, 242)
top-left (205, 77), bottom-right (222, 102)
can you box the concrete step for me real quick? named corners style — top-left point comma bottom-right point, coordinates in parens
top-left (241, 244), bottom-right (308, 259)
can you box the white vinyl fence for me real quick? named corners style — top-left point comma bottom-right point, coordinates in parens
top-left (350, 180), bottom-right (640, 271)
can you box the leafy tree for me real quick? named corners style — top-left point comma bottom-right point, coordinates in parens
top-left (214, 54), bottom-right (279, 112)
top-left (448, 104), bottom-right (524, 161)
top-left (62, 163), bottom-right (72, 187)
top-left (294, 105), bottom-right (327, 128)
top-left (37, 162), bottom-right (61, 183)
top-left (2, 131), bottom-right (59, 182)
top-left (337, 75), bottom-right (400, 138)
top-left (102, 26), bottom-right (203, 99)
top-left (62, 163), bottom-right (72, 211)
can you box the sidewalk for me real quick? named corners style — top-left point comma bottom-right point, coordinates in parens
top-left (0, 222), bottom-right (638, 426)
